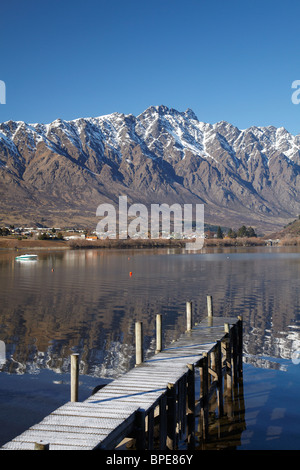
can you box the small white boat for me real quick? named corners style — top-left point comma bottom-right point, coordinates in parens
top-left (15, 254), bottom-right (38, 260)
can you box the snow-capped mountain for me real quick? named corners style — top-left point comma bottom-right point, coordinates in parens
top-left (1, 105), bottom-right (300, 231)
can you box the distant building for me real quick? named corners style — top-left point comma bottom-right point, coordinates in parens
top-left (205, 230), bottom-right (216, 239)
top-left (64, 234), bottom-right (86, 240)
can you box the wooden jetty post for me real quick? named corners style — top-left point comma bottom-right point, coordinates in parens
top-left (215, 340), bottom-right (224, 417)
top-left (34, 441), bottom-right (49, 450)
top-left (186, 364), bottom-right (195, 449)
top-left (207, 295), bottom-right (213, 317)
top-left (207, 295), bottom-right (213, 326)
top-left (186, 301), bottom-right (193, 331)
top-left (224, 323), bottom-right (232, 390)
top-left (155, 314), bottom-right (162, 354)
top-left (135, 321), bottom-right (144, 366)
top-left (231, 322), bottom-right (238, 386)
top-left (147, 407), bottom-right (155, 450)
top-left (200, 352), bottom-right (209, 440)
top-left (70, 353), bottom-right (79, 402)
top-left (159, 394), bottom-right (167, 450)
top-left (166, 383), bottom-right (177, 450)
top-left (135, 409), bottom-right (146, 450)
top-left (237, 315), bottom-right (243, 377)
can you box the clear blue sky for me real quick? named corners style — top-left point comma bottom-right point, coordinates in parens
top-left (1, 0), bottom-right (300, 134)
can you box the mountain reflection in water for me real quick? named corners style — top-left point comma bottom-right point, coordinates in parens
top-left (0, 247), bottom-right (299, 377)
top-left (0, 246), bottom-right (300, 449)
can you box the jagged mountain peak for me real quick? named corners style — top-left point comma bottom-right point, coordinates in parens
top-left (138, 104), bottom-right (198, 121)
top-left (184, 108), bottom-right (198, 121)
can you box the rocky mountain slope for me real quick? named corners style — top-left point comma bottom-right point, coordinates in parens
top-left (267, 217), bottom-right (300, 239)
top-left (0, 105), bottom-right (300, 232)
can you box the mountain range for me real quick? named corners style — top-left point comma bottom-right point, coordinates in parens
top-left (1, 105), bottom-right (300, 233)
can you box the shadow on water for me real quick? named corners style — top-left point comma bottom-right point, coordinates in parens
top-left (195, 381), bottom-right (246, 450)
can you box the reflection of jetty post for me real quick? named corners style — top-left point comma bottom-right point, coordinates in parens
top-left (3, 296), bottom-right (244, 451)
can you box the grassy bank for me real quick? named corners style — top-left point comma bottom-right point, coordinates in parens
top-left (0, 237), bottom-right (187, 250)
top-left (203, 237), bottom-right (266, 247)
top-left (68, 236), bottom-right (300, 249)
top-left (0, 235), bottom-right (299, 251)
top-left (66, 238), bottom-right (187, 249)
top-left (277, 237), bottom-right (300, 246)
top-left (0, 238), bottom-right (70, 250)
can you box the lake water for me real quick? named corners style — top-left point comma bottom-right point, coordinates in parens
top-left (0, 245), bottom-right (300, 449)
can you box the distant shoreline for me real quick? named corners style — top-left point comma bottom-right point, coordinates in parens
top-left (0, 236), bottom-right (299, 251)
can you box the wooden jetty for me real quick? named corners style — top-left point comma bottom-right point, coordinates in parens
top-left (1, 296), bottom-right (243, 450)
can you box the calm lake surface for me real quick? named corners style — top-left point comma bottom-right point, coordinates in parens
top-left (0, 245), bottom-right (300, 449)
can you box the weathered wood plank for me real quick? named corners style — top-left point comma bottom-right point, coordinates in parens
top-left (50, 401), bottom-right (139, 416)
top-left (2, 441), bottom-right (93, 450)
top-left (34, 415), bottom-right (130, 430)
top-left (5, 431), bottom-right (108, 447)
top-left (94, 383), bottom-right (166, 392)
top-left (31, 424), bottom-right (116, 434)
